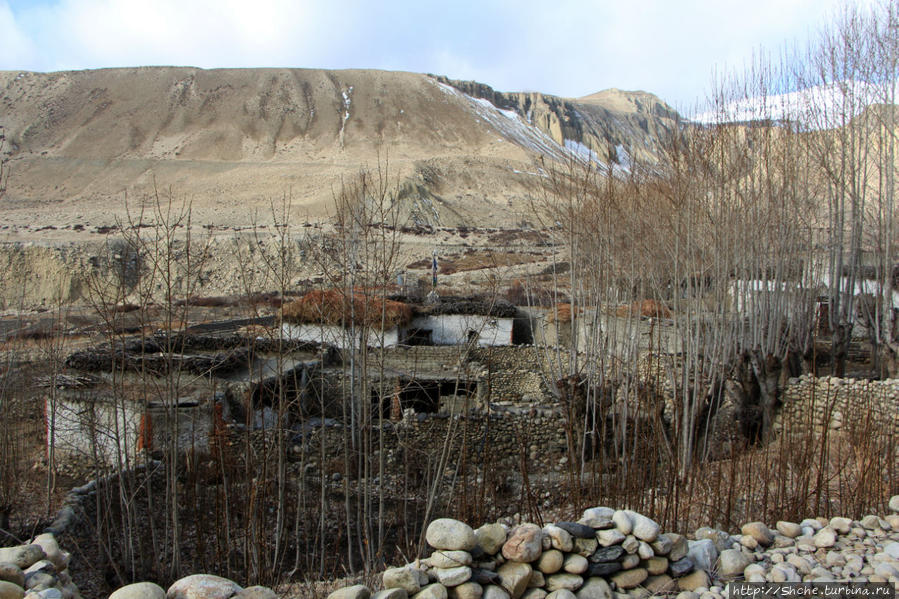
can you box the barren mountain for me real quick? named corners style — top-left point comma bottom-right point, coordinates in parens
top-left (0, 67), bottom-right (679, 232)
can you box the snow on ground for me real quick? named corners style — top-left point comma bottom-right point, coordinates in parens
top-left (691, 80), bottom-right (896, 130)
top-left (433, 79), bottom-right (606, 166)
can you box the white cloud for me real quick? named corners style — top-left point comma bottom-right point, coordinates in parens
top-left (0, 0), bottom-right (884, 107)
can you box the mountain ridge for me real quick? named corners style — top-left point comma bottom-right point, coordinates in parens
top-left (0, 67), bottom-right (681, 230)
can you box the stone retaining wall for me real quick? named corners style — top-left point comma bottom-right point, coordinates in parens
top-left (778, 375), bottom-right (899, 435)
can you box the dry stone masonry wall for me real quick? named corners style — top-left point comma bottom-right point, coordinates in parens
top-left (779, 375), bottom-right (899, 436)
top-left (328, 497), bottom-right (899, 599)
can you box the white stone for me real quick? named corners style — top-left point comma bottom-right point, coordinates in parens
top-left (428, 520), bottom-right (477, 552)
top-left (612, 512), bottom-right (632, 535)
top-left (596, 530), bottom-right (625, 547)
top-left (580, 508), bottom-right (615, 529)
top-left (625, 512), bottom-right (660, 543)
top-left (812, 527), bottom-right (836, 548)
top-left (167, 574), bottom-right (243, 599)
top-left (111, 584), bottom-right (169, 599)
top-left (888, 495), bottom-right (899, 513)
top-left (435, 567), bottom-right (472, 588)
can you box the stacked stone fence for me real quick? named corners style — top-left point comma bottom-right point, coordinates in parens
top-left (328, 497), bottom-right (899, 599)
top-left (778, 375), bottom-right (899, 437)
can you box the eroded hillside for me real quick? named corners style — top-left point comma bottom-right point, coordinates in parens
top-left (0, 67), bottom-right (679, 232)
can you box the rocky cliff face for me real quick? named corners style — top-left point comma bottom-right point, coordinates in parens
top-left (432, 75), bottom-right (680, 166)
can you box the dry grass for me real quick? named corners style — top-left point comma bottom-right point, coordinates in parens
top-left (282, 289), bottom-right (413, 330)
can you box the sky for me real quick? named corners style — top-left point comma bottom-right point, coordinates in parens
top-left (0, 0), bottom-right (877, 111)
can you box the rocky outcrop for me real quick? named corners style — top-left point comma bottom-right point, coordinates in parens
top-left (431, 76), bottom-right (680, 166)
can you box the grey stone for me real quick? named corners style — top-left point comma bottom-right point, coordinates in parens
top-left (502, 525), bottom-right (544, 563)
top-left (860, 515), bottom-right (883, 530)
top-left (668, 558), bottom-right (694, 578)
top-left (775, 522), bottom-right (801, 538)
top-left (573, 539), bottom-right (597, 558)
top-left (740, 523), bottom-right (773, 548)
top-left (883, 542), bottom-right (899, 560)
top-left (481, 585), bottom-right (509, 599)
top-left (643, 557), bottom-right (667, 576)
top-left (497, 562), bottom-right (532, 599)
top-left (448, 583), bottom-right (482, 599)
top-left (110, 583), bottom-right (168, 599)
top-left (430, 552), bottom-right (474, 569)
top-left (373, 590), bottom-right (409, 599)
top-left (233, 587), bottom-right (277, 599)
top-left (384, 567), bottom-right (426, 594)
top-left (477, 525), bottom-right (508, 556)
top-left (536, 551), bottom-right (564, 575)
top-left (555, 523), bottom-right (597, 539)
top-left (527, 572), bottom-right (544, 589)
top-left (643, 575), bottom-right (675, 594)
top-left (636, 542), bottom-right (653, 561)
top-left (620, 537), bottom-right (638, 555)
top-left (596, 530), bottom-right (624, 548)
top-left (428, 520), bottom-right (477, 552)
top-left (575, 578), bottom-right (611, 599)
top-left (619, 555), bottom-right (639, 570)
top-left (0, 565), bottom-right (25, 589)
top-left (889, 495), bottom-right (899, 513)
top-left (650, 535), bottom-right (673, 556)
top-left (26, 538), bottom-right (63, 574)
top-left (580, 508), bottom-right (615, 530)
top-left (167, 575), bottom-right (242, 599)
top-left (609, 569), bottom-right (647, 590)
top-left (591, 546), bottom-right (624, 564)
top-left (716, 550), bottom-right (751, 580)
top-left (563, 555), bottom-right (588, 575)
top-left (0, 582), bottom-right (24, 599)
top-left (586, 562), bottom-right (621, 578)
top-left (676, 571), bottom-right (709, 592)
top-left (520, 590), bottom-right (545, 599)
top-left (686, 540), bottom-right (717, 573)
top-left (828, 518), bottom-right (851, 534)
top-left (435, 567), bottom-right (472, 588)
top-left (545, 574), bottom-right (583, 593)
top-left (611, 512), bottom-right (632, 536)
top-left (23, 573), bottom-right (55, 592)
top-left (414, 585), bottom-right (448, 599)
top-left (667, 534), bottom-right (689, 562)
top-left (471, 571), bottom-right (500, 586)
top-left (812, 527), bottom-right (836, 548)
top-left (625, 512), bottom-right (659, 543)
top-left (0, 548), bottom-right (45, 572)
top-left (544, 526), bottom-right (574, 553)
top-left (545, 592), bottom-right (576, 599)
top-left (36, 589), bottom-right (61, 599)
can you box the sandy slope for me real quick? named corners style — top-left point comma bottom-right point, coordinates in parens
top-left (0, 67), bottom-right (679, 234)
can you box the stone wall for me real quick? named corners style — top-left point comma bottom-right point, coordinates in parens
top-left (300, 409), bottom-right (570, 474)
top-left (778, 375), bottom-right (899, 436)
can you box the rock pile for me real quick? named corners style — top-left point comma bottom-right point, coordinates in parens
top-left (0, 533), bottom-right (80, 599)
top-left (331, 508), bottom-right (699, 599)
top-left (110, 575), bottom-right (276, 599)
top-left (328, 497), bottom-right (899, 599)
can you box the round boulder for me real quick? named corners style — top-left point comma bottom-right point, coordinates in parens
top-left (502, 524), bottom-right (544, 563)
top-left (0, 581), bottom-right (24, 599)
top-left (110, 582), bottom-right (167, 599)
top-left (428, 520), bottom-right (477, 552)
top-left (167, 574), bottom-right (242, 599)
